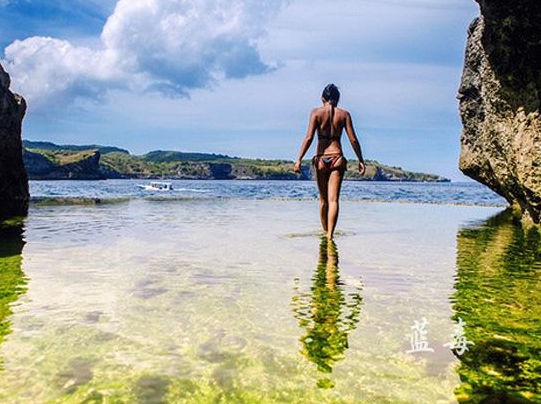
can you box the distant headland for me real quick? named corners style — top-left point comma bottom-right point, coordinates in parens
top-left (22, 140), bottom-right (450, 182)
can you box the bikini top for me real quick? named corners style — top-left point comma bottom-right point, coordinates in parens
top-left (317, 105), bottom-right (341, 140)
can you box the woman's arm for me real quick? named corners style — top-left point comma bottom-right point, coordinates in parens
top-left (345, 112), bottom-right (366, 175)
top-left (294, 110), bottom-right (317, 173)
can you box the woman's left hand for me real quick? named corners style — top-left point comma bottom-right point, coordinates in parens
top-left (294, 160), bottom-right (302, 174)
top-left (359, 161), bottom-right (366, 176)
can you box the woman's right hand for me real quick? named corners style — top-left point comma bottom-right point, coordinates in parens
top-left (294, 160), bottom-right (302, 174)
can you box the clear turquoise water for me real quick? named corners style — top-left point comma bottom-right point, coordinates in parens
top-left (0, 199), bottom-right (539, 403)
top-left (29, 180), bottom-right (506, 206)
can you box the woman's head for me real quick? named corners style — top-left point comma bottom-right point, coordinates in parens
top-left (322, 84), bottom-right (340, 106)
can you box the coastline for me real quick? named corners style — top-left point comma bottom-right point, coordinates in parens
top-left (22, 141), bottom-right (450, 182)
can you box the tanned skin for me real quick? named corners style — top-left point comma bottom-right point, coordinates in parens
top-left (294, 98), bottom-right (365, 239)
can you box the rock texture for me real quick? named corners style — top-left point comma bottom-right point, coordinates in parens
top-left (0, 63), bottom-right (28, 220)
top-left (458, 1), bottom-right (541, 223)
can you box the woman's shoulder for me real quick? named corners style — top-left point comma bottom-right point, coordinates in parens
top-left (310, 106), bottom-right (349, 118)
top-left (311, 106), bottom-right (348, 113)
top-left (309, 107), bottom-right (325, 120)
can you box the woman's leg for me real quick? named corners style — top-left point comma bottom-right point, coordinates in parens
top-left (327, 167), bottom-right (345, 239)
top-left (315, 164), bottom-right (330, 233)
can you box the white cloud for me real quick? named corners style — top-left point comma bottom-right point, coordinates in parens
top-left (1, 0), bottom-right (289, 107)
top-left (3, 37), bottom-right (123, 105)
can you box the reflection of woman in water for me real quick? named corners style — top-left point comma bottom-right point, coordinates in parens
top-left (294, 84), bottom-right (366, 239)
top-left (292, 237), bottom-right (362, 388)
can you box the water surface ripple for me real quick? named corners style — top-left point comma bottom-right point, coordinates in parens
top-left (0, 200), bottom-right (538, 403)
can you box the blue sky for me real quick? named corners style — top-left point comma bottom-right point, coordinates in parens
top-left (0, 0), bottom-right (479, 180)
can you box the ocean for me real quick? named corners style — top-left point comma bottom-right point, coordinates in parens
top-left (29, 179), bottom-right (507, 206)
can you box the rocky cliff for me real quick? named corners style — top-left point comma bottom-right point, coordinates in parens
top-left (23, 149), bottom-right (107, 180)
top-left (458, 1), bottom-right (541, 223)
top-left (0, 63), bottom-right (28, 220)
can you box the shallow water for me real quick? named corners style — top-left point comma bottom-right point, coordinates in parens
top-left (0, 200), bottom-right (539, 403)
top-left (29, 180), bottom-right (506, 206)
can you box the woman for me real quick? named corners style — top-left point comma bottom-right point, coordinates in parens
top-left (294, 84), bottom-right (365, 239)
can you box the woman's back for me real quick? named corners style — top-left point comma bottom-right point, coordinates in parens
top-left (314, 105), bottom-right (348, 155)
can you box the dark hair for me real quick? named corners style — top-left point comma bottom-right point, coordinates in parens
top-left (322, 84), bottom-right (340, 106)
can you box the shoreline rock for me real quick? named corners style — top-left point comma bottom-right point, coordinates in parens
top-left (458, 1), bottom-right (541, 224)
top-left (0, 63), bottom-right (28, 220)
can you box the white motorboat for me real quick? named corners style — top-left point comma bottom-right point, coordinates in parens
top-left (137, 181), bottom-right (174, 191)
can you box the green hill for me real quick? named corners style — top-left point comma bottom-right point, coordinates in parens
top-left (22, 140), bottom-right (129, 155)
top-left (143, 150), bottom-right (234, 162)
top-left (22, 141), bottom-right (450, 182)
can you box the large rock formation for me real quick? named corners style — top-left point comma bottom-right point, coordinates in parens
top-left (0, 63), bottom-right (28, 220)
top-left (458, 1), bottom-right (541, 223)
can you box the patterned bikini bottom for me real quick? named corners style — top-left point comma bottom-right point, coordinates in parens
top-left (312, 153), bottom-right (347, 174)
